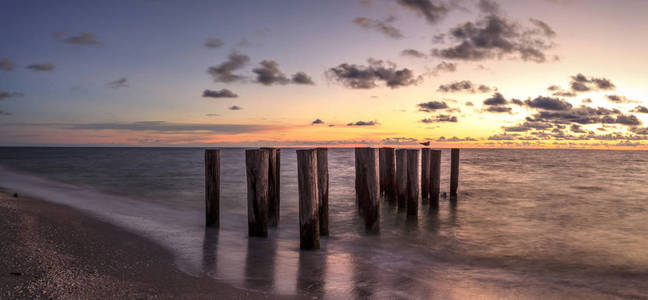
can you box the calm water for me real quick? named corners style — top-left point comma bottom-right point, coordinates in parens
top-left (1, 147), bottom-right (647, 299)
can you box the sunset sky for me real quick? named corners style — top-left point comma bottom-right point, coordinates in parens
top-left (1, 0), bottom-right (648, 148)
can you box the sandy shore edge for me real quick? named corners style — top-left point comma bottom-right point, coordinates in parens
top-left (0, 188), bottom-right (291, 299)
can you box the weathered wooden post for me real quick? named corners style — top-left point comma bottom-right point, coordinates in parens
top-left (262, 148), bottom-right (280, 227)
top-left (297, 149), bottom-right (319, 249)
top-left (316, 148), bottom-right (329, 236)
top-left (421, 148), bottom-right (430, 205)
top-left (380, 147), bottom-right (397, 204)
top-left (430, 150), bottom-right (441, 209)
top-left (450, 148), bottom-right (460, 198)
top-left (379, 148), bottom-right (386, 196)
top-left (407, 149), bottom-right (420, 216)
top-left (355, 148), bottom-right (380, 233)
top-left (205, 149), bottom-right (220, 227)
top-left (246, 149), bottom-right (269, 237)
top-left (395, 149), bottom-right (408, 210)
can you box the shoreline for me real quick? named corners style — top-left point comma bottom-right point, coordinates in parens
top-left (0, 189), bottom-right (284, 299)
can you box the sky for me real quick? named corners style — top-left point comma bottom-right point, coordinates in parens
top-left (1, 0), bottom-right (648, 148)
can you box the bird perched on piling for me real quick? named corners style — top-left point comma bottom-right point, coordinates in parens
top-left (420, 141), bottom-right (430, 146)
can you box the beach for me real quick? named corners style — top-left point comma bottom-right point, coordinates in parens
top-left (0, 190), bottom-right (277, 299)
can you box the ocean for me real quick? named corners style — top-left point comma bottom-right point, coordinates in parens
top-left (0, 147), bottom-right (647, 299)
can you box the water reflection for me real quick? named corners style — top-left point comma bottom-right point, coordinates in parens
top-left (201, 228), bottom-right (219, 276)
top-left (296, 250), bottom-right (326, 298)
top-left (244, 236), bottom-right (277, 291)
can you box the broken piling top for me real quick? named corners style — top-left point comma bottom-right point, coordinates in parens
top-left (297, 149), bottom-right (320, 249)
top-left (354, 147), bottom-right (380, 233)
top-left (205, 149), bottom-right (220, 227)
top-left (246, 149), bottom-right (270, 237)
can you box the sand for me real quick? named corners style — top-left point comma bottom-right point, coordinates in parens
top-left (0, 189), bottom-right (294, 299)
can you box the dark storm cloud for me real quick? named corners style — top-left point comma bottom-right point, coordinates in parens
top-left (229, 105), bottom-right (242, 110)
top-left (26, 62), bottom-right (55, 71)
top-left (631, 106), bottom-right (648, 113)
top-left (431, 15), bottom-right (555, 63)
top-left (420, 114), bottom-right (458, 123)
top-left (327, 59), bottom-right (422, 89)
top-left (347, 120), bottom-right (377, 126)
top-left (418, 101), bottom-right (448, 112)
top-left (437, 80), bottom-right (493, 93)
top-left (207, 52), bottom-right (250, 83)
top-left (352, 16), bottom-right (403, 39)
top-left (0, 91), bottom-right (24, 100)
top-left (568, 73), bottom-right (615, 93)
top-left (312, 118), bottom-right (325, 125)
top-left (204, 38), bottom-right (224, 48)
top-left (107, 77), bottom-right (128, 89)
top-left (292, 72), bottom-right (315, 85)
top-left (253, 60), bottom-right (289, 85)
top-left (202, 89), bottom-right (238, 98)
top-left (524, 96), bottom-right (572, 111)
top-left (59, 32), bottom-right (102, 45)
top-left (396, 0), bottom-right (449, 24)
top-left (483, 92), bottom-right (507, 106)
top-left (401, 49), bottom-right (427, 58)
top-left (0, 58), bottom-right (14, 71)
top-left (64, 121), bottom-right (278, 134)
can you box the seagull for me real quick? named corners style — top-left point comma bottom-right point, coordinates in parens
top-left (419, 141), bottom-right (430, 146)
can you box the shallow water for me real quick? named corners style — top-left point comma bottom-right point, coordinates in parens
top-left (1, 147), bottom-right (647, 299)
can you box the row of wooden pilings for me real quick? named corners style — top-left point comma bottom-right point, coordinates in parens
top-left (205, 147), bottom-right (459, 250)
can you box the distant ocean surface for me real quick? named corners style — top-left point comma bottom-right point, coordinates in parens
top-left (1, 147), bottom-right (647, 299)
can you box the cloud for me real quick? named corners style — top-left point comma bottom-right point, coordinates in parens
top-left (486, 106), bottom-right (512, 113)
top-left (478, 0), bottom-right (501, 15)
top-left (206, 114), bottom-right (220, 117)
top-left (524, 96), bottom-right (572, 111)
top-left (432, 15), bottom-right (556, 63)
top-left (631, 106), bottom-right (648, 113)
top-left (327, 59), bottom-right (422, 89)
top-left (418, 101), bottom-right (448, 112)
top-left (253, 60), bottom-right (289, 85)
top-left (347, 120), bottom-right (377, 126)
top-left (421, 114), bottom-right (458, 123)
top-left (606, 94), bottom-right (636, 103)
top-left (569, 73), bottom-right (615, 93)
top-left (503, 121), bottom-right (553, 132)
top-left (26, 62), bottom-right (55, 71)
top-left (202, 89), bottom-right (238, 98)
top-left (107, 77), bottom-right (128, 89)
top-left (429, 61), bottom-right (457, 76)
top-left (229, 105), bottom-right (242, 110)
top-left (529, 18), bottom-right (556, 37)
top-left (525, 106), bottom-right (635, 126)
top-left (396, 0), bottom-right (449, 24)
top-left (401, 49), bottom-right (427, 58)
top-left (465, 101), bottom-right (474, 106)
top-left (292, 72), bottom-right (315, 85)
top-left (436, 136), bottom-right (476, 142)
top-left (311, 118), bottom-right (325, 125)
top-left (64, 121), bottom-right (279, 134)
top-left (0, 110), bottom-right (10, 116)
top-left (0, 58), bottom-right (14, 71)
top-left (59, 32), bottom-right (102, 45)
top-left (483, 92), bottom-right (507, 106)
top-left (0, 91), bottom-right (23, 100)
top-left (438, 80), bottom-right (493, 93)
top-left (381, 137), bottom-right (419, 145)
top-left (205, 38), bottom-right (224, 48)
top-left (353, 16), bottom-right (403, 39)
top-left (207, 52), bottom-right (250, 83)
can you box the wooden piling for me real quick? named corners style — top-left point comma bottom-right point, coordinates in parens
top-left (316, 148), bottom-right (329, 236)
top-left (395, 149), bottom-right (408, 210)
top-left (246, 149), bottom-right (270, 237)
top-left (430, 150), bottom-right (441, 209)
top-left (262, 148), bottom-right (280, 227)
top-left (355, 148), bottom-right (380, 233)
top-left (421, 148), bottom-right (430, 205)
top-left (205, 149), bottom-right (220, 227)
top-left (380, 148), bottom-right (397, 204)
top-left (297, 149), bottom-right (320, 249)
top-left (407, 149), bottom-right (420, 216)
top-left (450, 148), bottom-right (460, 198)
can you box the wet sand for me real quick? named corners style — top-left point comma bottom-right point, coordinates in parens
top-left (0, 189), bottom-right (287, 299)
